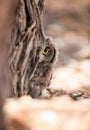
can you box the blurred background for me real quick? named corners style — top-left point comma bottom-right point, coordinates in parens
top-left (43, 0), bottom-right (90, 92)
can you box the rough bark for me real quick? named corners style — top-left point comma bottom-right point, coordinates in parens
top-left (9, 0), bottom-right (56, 98)
top-left (0, 0), bottom-right (56, 129)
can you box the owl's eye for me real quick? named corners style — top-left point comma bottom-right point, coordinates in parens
top-left (43, 50), bottom-right (49, 55)
top-left (42, 46), bottom-right (56, 63)
top-left (43, 47), bottom-right (50, 56)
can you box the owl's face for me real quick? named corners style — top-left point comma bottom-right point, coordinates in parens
top-left (42, 42), bottom-right (56, 63)
top-left (28, 38), bottom-right (56, 98)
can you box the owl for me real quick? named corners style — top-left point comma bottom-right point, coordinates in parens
top-left (10, 35), bottom-right (57, 98)
top-left (28, 37), bottom-right (57, 98)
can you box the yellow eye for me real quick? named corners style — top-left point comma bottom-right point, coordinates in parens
top-left (43, 47), bottom-right (51, 57)
top-left (43, 50), bottom-right (49, 55)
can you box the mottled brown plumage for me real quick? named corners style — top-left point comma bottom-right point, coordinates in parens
top-left (28, 38), bottom-right (56, 98)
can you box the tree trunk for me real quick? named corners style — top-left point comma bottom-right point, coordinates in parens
top-left (0, 1), bottom-right (18, 129)
top-left (0, 0), bottom-right (56, 129)
top-left (9, 0), bottom-right (56, 98)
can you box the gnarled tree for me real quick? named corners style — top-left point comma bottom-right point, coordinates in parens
top-left (0, 0), bottom-right (56, 129)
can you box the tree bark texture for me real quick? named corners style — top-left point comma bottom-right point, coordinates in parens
top-left (0, 0), bottom-right (56, 129)
top-left (9, 0), bottom-right (56, 98)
